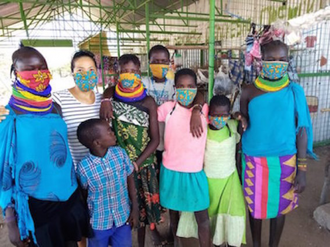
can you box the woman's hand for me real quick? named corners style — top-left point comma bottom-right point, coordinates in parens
top-left (294, 170), bottom-right (306, 193)
top-left (233, 112), bottom-right (248, 131)
top-left (99, 101), bottom-right (114, 122)
top-left (190, 108), bottom-right (203, 138)
top-left (0, 105), bottom-right (9, 123)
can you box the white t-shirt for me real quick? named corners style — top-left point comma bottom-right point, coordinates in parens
top-left (142, 77), bottom-right (175, 106)
top-left (142, 77), bottom-right (175, 151)
top-left (53, 89), bottom-right (102, 166)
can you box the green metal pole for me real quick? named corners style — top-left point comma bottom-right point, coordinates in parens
top-left (145, 2), bottom-right (150, 77)
top-left (200, 50), bottom-right (204, 67)
top-left (19, 1), bottom-right (29, 38)
top-left (116, 22), bottom-right (121, 57)
top-left (100, 32), bottom-right (105, 90)
top-left (208, 0), bottom-right (215, 102)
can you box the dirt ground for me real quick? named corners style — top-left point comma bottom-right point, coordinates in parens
top-left (1, 146), bottom-right (330, 247)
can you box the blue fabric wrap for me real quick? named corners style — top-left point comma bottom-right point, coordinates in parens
top-left (0, 106), bottom-right (77, 244)
top-left (242, 82), bottom-right (316, 159)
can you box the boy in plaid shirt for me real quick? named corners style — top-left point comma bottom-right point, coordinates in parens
top-left (76, 118), bottom-right (138, 247)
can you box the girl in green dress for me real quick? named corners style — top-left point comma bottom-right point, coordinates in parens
top-left (177, 95), bottom-right (246, 246)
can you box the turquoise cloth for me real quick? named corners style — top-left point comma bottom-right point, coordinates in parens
top-left (159, 164), bottom-right (209, 212)
top-left (242, 82), bottom-right (316, 159)
top-left (0, 106), bottom-right (77, 242)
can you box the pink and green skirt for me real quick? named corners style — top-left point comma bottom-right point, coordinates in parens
top-left (242, 154), bottom-right (298, 219)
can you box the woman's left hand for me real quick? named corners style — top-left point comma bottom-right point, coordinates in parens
top-left (0, 105), bottom-right (9, 123)
top-left (294, 170), bottom-right (306, 193)
top-left (190, 108), bottom-right (203, 138)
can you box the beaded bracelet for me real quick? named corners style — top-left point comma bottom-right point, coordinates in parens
top-left (298, 164), bottom-right (307, 171)
top-left (101, 98), bottom-right (113, 103)
top-left (297, 157), bottom-right (307, 171)
top-left (192, 104), bottom-right (203, 111)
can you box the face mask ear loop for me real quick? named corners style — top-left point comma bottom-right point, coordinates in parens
top-left (11, 64), bottom-right (17, 81)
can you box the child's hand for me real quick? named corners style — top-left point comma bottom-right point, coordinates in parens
top-left (233, 112), bottom-right (248, 131)
top-left (128, 206), bottom-right (139, 229)
top-left (0, 105), bottom-right (9, 123)
top-left (190, 108), bottom-right (203, 138)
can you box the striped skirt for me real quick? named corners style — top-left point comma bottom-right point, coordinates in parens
top-left (242, 154), bottom-right (298, 219)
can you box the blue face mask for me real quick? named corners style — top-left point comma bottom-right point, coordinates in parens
top-left (175, 88), bottom-right (197, 106)
top-left (74, 70), bottom-right (98, 92)
top-left (209, 115), bottom-right (231, 130)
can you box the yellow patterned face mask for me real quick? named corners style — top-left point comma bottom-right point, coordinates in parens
top-left (118, 73), bottom-right (141, 88)
top-left (149, 64), bottom-right (169, 79)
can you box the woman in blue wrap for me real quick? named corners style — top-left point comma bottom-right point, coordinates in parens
top-left (0, 46), bottom-right (90, 247)
top-left (240, 39), bottom-right (316, 247)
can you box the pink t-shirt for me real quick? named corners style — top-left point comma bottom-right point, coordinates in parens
top-left (158, 101), bottom-right (208, 173)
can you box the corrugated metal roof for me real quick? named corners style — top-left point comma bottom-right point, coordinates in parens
top-left (0, 0), bottom-right (196, 35)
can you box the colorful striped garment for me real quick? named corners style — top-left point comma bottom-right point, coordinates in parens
top-left (114, 82), bottom-right (147, 103)
top-left (242, 81), bottom-right (315, 219)
top-left (242, 154), bottom-right (298, 219)
top-left (9, 78), bottom-right (53, 114)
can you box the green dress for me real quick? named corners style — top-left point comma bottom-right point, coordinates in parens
top-left (177, 120), bottom-right (246, 246)
top-left (112, 100), bottom-right (162, 226)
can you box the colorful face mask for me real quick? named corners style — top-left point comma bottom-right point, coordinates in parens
top-left (74, 70), bottom-right (98, 92)
top-left (209, 116), bottom-right (231, 130)
top-left (149, 64), bottom-right (169, 79)
top-left (176, 88), bottom-right (197, 106)
top-left (118, 73), bottom-right (141, 88)
top-left (260, 61), bottom-right (288, 80)
top-left (16, 70), bottom-right (52, 92)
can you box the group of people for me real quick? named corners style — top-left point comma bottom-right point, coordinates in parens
top-left (0, 37), bottom-right (315, 247)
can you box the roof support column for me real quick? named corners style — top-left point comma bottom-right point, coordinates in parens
top-left (116, 21), bottom-right (120, 57)
top-left (19, 1), bottom-right (29, 38)
top-left (145, 2), bottom-right (150, 77)
top-left (208, 0), bottom-right (215, 102)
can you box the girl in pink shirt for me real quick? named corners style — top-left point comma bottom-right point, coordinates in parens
top-left (157, 68), bottom-right (210, 247)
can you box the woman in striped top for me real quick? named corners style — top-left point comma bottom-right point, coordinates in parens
top-left (53, 50), bottom-right (102, 167)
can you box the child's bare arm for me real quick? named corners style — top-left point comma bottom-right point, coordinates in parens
top-left (127, 173), bottom-right (139, 228)
top-left (135, 96), bottom-right (160, 168)
top-left (190, 90), bottom-right (205, 138)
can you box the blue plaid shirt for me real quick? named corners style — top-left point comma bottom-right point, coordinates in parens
top-left (76, 146), bottom-right (134, 230)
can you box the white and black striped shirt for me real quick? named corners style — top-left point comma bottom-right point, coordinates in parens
top-left (53, 90), bottom-right (102, 166)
